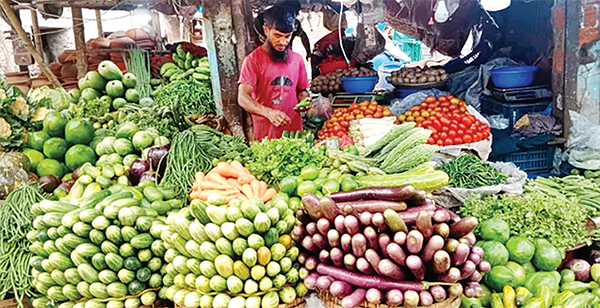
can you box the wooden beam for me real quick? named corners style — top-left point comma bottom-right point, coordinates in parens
top-left (204, 1), bottom-right (246, 139)
top-left (563, 0), bottom-right (579, 138)
top-left (30, 8), bottom-right (44, 58)
top-left (230, 0), bottom-right (253, 140)
top-left (95, 9), bottom-right (103, 37)
top-left (71, 7), bottom-right (87, 78)
top-left (0, 0), bottom-right (61, 88)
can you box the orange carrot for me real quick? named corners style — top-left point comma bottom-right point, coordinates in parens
top-left (227, 178), bottom-right (243, 191)
top-left (241, 184), bottom-right (254, 199)
top-left (195, 172), bottom-right (205, 183)
top-left (206, 172), bottom-right (232, 187)
top-left (190, 191), bottom-right (201, 199)
top-left (250, 181), bottom-right (261, 198)
top-left (199, 181), bottom-right (232, 191)
top-left (230, 160), bottom-right (248, 173)
top-left (214, 162), bottom-right (247, 179)
top-left (258, 181), bottom-right (268, 197)
top-left (237, 194), bottom-right (249, 202)
top-left (238, 174), bottom-right (255, 185)
top-left (261, 188), bottom-right (277, 202)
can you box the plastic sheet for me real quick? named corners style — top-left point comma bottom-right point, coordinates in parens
top-left (433, 161), bottom-right (528, 209)
top-left (486, 114), bottom-right (510, 130)
top-left (567, 111), bottom-right (600, 170)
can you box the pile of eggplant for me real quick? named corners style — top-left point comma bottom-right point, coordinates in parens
top-left (292, 185), bottom-right (488, 308)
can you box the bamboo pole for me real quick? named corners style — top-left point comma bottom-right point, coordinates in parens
top-left (0, 0), bottom-right (61, 88)
top-left (95, 9), bottom-right (103, 38)
top-left (30, 8), bottom-right (43, 58)
top-left (71, 7), bottom-right (87, 79)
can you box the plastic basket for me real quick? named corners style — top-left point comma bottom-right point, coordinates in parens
top-left (480, 96), bottom-right (551, 129)
top-left (490, 144), bottom-right (556, 173)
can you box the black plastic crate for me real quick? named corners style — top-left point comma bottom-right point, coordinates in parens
top-left (490, 144), bottom-right (556, 174)
top-left (480, 96), bottom-right (551, 129)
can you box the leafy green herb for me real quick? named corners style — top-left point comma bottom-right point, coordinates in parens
top-left (70, 97), bottom-right (111, 119)
top-left (460, 192), bottom-right (592, 250)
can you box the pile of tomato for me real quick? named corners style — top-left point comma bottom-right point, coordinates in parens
top-left (396, 94), bottom-right (491, 146)
top-left (317, 100), bottom-right (393, 141)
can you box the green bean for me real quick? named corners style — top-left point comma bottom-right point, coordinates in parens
top-left (440, 154), bottom-right (508, 188)
top-left (125, 48), bottom-right (152, 99)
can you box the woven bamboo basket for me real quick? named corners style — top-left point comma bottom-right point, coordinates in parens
top-left (0, 297), bottom-right (31, 308)
top-left (139, 300), bottom-right (166, 308)
top-left (174, 297), bottom-right (306, 308)
top-left (318, 291), bottom-right (461, 308)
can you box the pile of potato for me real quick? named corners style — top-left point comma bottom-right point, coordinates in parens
top-left (388, 66), bottom-right (448, 85)
top-left (310, 66), bottom-right (377, 95)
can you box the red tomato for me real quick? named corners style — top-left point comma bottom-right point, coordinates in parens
top-left (336, 131), bottom-right (345, 138)
top-left (440, 132), bottom-right (448, 140)
top-left (440, 117), bottom-right (451, 126)
top-left (463, 135), bottom-right (473, 143)
top-left (449, 123), bottom-right (458, 131)
top-left (333, 124), bottom-right (343, 133)
top-left (441, 126), bottom-right (449, 133)
top-left (432, 120), bottom-right (442, 131)
top-left (465, 129), bottom-right (474, 136)
top-left (448, 130), bottom-right (457, 138)
top-left (454, 137), bottom-right (463, 145)
top-left (476, 132), bottom-right (484, 140)
top-left (458, 123), bottom-right (467, 131)
top-left (438, 96), bottom-right (447, 102)
top-left (483, 130), bottom-right (490, 139)
top-left (349, 103), bottom-right (359, 110)
top-left (427, 137), bottom-right (435, 144)
top-left (441, 102), bottom-right (450, 108)
top-left (461, 117), bottom-right (473, 127)
top-left (340, 121), bottom-right (349, 128)
top-left (422, 120), bottom-right (433, 127)
top-left (449, 104), bottom-right (458, 111)
top-left (425, 96), bottom-right (437, 103)
top-left (457, 129), bottom-right (464, 137)
top-left (444, 138), bottom-right (454, 146)
top-left (437, 140), bottom-right (444, 146)
top-left (420, 102), bottom-right (429, 109)
top-left (442, 107), bottom-right (450, 113)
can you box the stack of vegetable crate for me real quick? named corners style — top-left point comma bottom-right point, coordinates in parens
top-left (294, 186), bottom-right (489, 307)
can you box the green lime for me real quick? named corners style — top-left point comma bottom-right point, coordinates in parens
top-left (37, 158), bottom-right (65, 178)
top-left (322, 178), bottom-right (340, 194)
top-left (22, 148), bottom-right (45, 172)
top-left (65, 119), bottom-right (94, 145)
top-left (42, 110), bottom-right (68, 137)
top-left (279, 176), bottom-right (298, 195)
top-left (341, 178), bottom-right (359, 191)
top-left (296, 181), bottom-right (317, 196)
top-left (300, 164), bottom-right (320, 180)
top-left (27, 131), bottom-right (51, 151)
top-left (43, 138), bottom-right (68, 160)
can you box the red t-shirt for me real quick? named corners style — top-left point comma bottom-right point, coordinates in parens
top-left (238, 47), bottom-right (309, 140)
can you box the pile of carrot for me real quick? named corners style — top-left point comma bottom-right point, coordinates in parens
top-left (190, 161), bottom-right (278, 203)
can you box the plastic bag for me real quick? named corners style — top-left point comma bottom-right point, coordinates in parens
top-left (433, 161), bottom-right (528, 209)
top-left (486, 114), bottom-right (509, 130)
top-left (307, 95), bottom-right (332, 120)
top-left (389, 88), bottom-right (449, 116)
top-left (566, 111), bottom-right (600, 170)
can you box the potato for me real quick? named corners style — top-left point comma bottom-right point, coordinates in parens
top-left (440, 74), bottom-right (448, 80)
top-left (427, 76), bottom-right (437, 82)
top-left (402, 78), bottom-right (410, 84)
top-left (418, 76), bottom-right (428, 83)
top-left (410, 78), bottom-right (418, 83)
top-left (415, 68), bottom-right (422, 73)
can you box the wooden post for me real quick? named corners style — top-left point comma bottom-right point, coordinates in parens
top-left (563, 0), bottom-right (580, 137)
top-left (203, 1), bottom-right (246, 138)
top-left (30, 8), bottom-right (43, 59)
top-left (95, 9), bottom-right (103, 38)
top-left (71, 7), bottom-right (88, 78)
top-left (0, 0), bottom-right (61, 88)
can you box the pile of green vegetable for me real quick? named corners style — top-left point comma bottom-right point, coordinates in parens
top-left (125, 49), bottom-right (152, 100)
top-left (162, 193), bottom-right (305, 308)
top-left (0, 84), bottom-right (32, 151)
top-left (525, 175), bottom-right (600, 217)
top-left (28, 170), bottom-right (180, 308)
top-left (152, 79), bottom-right (214, 116)
top-left (440, 154), bottom-right (508, 188)
top-left (0, 182), bottom-right (46, 305)
top-left (460, 192), bottom-right (592, 250)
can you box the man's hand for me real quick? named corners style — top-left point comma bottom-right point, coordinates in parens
top-left (266, 109), bottom-right (291, 127)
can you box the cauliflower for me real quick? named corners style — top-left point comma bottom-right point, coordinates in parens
top-left (31, 107), bottom-right (49, 122)
top-left (0, 89), bottom-right (6, 100)
top-left (0, 118), bottom-right (11, 138)
top-left (9, 96), bottom-right (29, 116)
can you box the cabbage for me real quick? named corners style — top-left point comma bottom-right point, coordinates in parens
top-left (200, 261), bottom-right (217, 278)
top-left (273, 274), bottom-right (286, 288)
top-left (247, 234), bottom-right (265, 250)
top-left (279, 287), bottom-right (297, 304)
top-left (232, 238), bottom-right (248, 257)
top-left (227, 276), bottom-right (244, 294)
top-left (261, 291), bottom-right (279, 308)
top-left (254, 213), bottom-right (271, 233)
top-left (173, 289), bottom-right (190, 305)
top-left (296, 283), bottom-right (308, 297)
top-left (226, 207), bottom-right (243, 222)
top-left (212, 294), bottom-right (231, 308)
top-left (184, 291), bottom-right (202, 308)
top-left (245, 297), bottom-right (261, 308)
top-left (220, 222), bottom-right (239, 241)
top-left (285, 268), bottom-right (299, 284)
top-left (266, 208), bottom-right (280, 225)
top-left (243, 248), bottom-right (258, 267)
top-left (141, 292), bottom-right (157, 306)
top-left (29, 86), bottom-right (70, 111)
top-left (215, 255), bottom-right (234, 278)
top-left (235, 218), bottom-right (255, 237)
top-left (200, 295), bottom-right (213, 308)
top-left (259, 277), bottom-right (273, 291)
top-left (195, 276), bottom-right (211, 292)
top-left (270, 244), bottom-right (286, 262)
top-left (266, 261), bottom-right (281, 277)
top-left (244, 279), bottom-right (259, 294)
top-left (228, 297), bottom-right (245, 308)
top-left (280, 258), bottom-right (292, 273)
top-left (206, 206), bottom-right (227, 225)
top-left (124, 298), bottom-right (141, 308)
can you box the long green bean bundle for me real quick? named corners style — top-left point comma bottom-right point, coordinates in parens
top-left (0, 182), bottom-right (46, 304)
top-left (152, 78), bottom-right (215, 115)
top-left (441, 154), bottom-right (508, 188)
top-left (125, 48), bottom-right (152, 99)
top-left (160, 129), bottom-right (212, 198)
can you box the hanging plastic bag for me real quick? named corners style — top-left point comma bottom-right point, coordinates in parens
top-left (567, 111), bottom-right (600, 170)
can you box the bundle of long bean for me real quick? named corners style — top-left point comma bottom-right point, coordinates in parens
top-left (160, 129), bottom-right (212, 197)
top-left (440, 155), bottom-right (508, 189)
top-left (0, 182), bottom-right (46, 304)
top-left (125, 48), bottom-right (152, 99)
top-left (152, 78), bottom-right (215, 115)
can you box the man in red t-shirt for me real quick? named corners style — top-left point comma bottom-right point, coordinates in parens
top-left (238, 3), bottom-right (309, 140)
